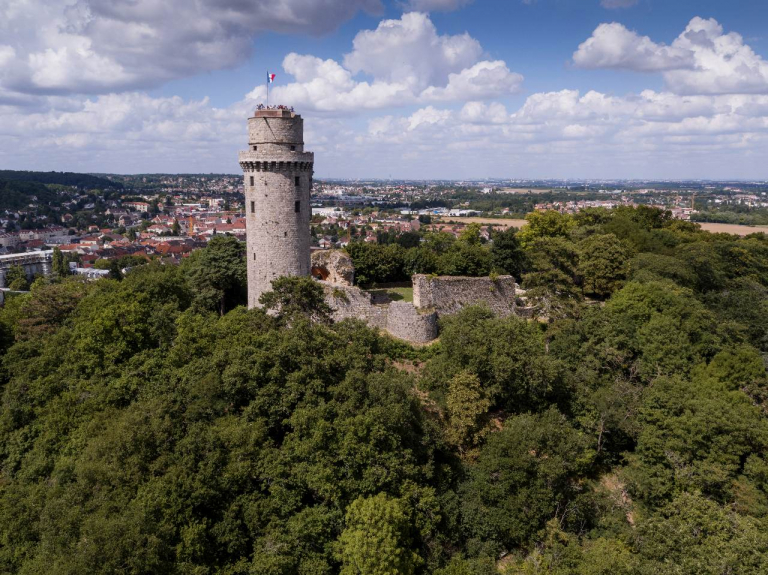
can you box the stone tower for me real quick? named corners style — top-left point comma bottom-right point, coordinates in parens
top-left (239, 108), bottom-right (314, 307)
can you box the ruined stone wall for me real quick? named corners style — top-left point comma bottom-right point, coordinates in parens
top-left (321, 282), bottom-right (388, 329)
top-left (412, 274), bottom-right (517, 317)
top-left (386, 301), bottom-right (438, 343)
top-left (320, 282), bottom-right (437, 344)
top-left (311, 250), bottom-right (354, 286)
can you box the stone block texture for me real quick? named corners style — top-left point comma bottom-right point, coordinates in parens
top-left (320, 282), bottom-right (438, 344)
top-left (386, 301), bottom-right (438, 343)
top-left (413, 274), bottom-right (517, 317)
top-left (311, 249), bottom-right (355, 286)
top-left (239, 109), bottom-right (313, 307)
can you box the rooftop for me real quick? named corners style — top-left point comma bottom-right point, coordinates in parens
top-left (253, 104), bottom-right (297, 119)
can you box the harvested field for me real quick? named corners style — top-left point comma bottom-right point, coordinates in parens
top-left (437, 217), bottom-right (527, 228)
top-left (439, 217), bottom-right (768, 236)
top-left (698, 222), bottom-right (768, 236)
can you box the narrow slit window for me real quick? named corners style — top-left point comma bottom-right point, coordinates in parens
top-left (253, 253), bottom-right (256, 261)
top-left (253, 145), bottom-right (257, 151)
top-left (250, 201), bottom-right (255, 213)
top-left (249, 176), bottom-right (254, 186)
top-left (294, 200), bottom-right (300, 213)
top-left (294, 176), bottom-right (300, 186)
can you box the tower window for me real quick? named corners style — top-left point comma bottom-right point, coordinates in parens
top-left (295, 200), bottom-right (301, 213)
top-left (253, 145), bottom-right (257, 151)
top-left (250, 201), bottom-right (255, 213)
top-left (249, 176), bottom-right (254, 186)
top-left (294, 176), bottom-right (300, 186)
top-left (290, 145), bottom-right (296, 151)
top-left (253, 253), bottom-right (256, 261)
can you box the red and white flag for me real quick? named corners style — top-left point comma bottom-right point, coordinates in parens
top-left (268, 72), bottom-right (276, 83)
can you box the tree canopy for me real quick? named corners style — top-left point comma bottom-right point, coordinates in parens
top-left (1, 208), bottom-right (767, 573)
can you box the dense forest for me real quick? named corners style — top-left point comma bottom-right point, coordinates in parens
top-left (0, 180), bottom-right (60, 212)
top-left (1, 207), bottom-right (768, 574)
top-left (0, 170), bottom-right (122, 190)
top-left (693, 206), bottom-right (768, 226)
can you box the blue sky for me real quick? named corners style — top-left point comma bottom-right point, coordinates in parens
top-left (1, 0), bottom-right (768, 179)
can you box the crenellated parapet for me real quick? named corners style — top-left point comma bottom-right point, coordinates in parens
top-left (237, 153), bottom-right (314, 173)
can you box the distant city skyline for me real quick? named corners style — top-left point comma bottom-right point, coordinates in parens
top-left (1, 0), bottom-right (768, 179)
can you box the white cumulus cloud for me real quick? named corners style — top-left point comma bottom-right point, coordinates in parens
top-left (0, 0), bottom-right (382, 96)
top-left (573, 22), bottom-right (694, 72)
top-left (574, 17), bottom-right (768, 95)
top-left (246, 13), bottom-right (522, 112)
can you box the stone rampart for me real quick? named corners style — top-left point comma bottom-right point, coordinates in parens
top-left (321, 282), bottom-right (388, 329)
top-left (413, 274), bottom-right (517, 317)
top-left (320, 282), bottom-right (437, 344)
top-left (386, 301), bottom-right (438, 343)
top-left (311, 250), bottom-right (354, 286)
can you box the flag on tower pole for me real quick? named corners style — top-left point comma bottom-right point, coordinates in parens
top-left (267, 72), bottom-right (276, 106)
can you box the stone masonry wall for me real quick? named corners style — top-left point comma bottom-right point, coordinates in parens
top-left (321, 282), bottom-right (388, 330)
top-left (386, 301), bottom-right (438, 343)
top-left (320, 282), bottom-right (438, 344)
top-left (413, 274), bottom-right (517, 317)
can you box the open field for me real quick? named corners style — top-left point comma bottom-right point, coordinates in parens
top-left (496, 188), bottom-right (555, 194)
top-left (439, 217), bottom-right (768, 236)
top-left (365, 286), bottom-right (414, 303)
top-left (438, 217), bottom-right (528, 228)
top-left (698, 222), bottom-right (768, 236)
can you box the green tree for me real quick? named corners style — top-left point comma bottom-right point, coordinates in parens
top-left (345, 243), bottom-right (406, 286)
top-left (635, 492), bottom-right (768, 574)
top-left (5, 265), bottom-right (29, 291)
top-left (459, 223), bottom-right (483, 246)
top-left (522, 237), bottom-right (581, 318)
top-left (625, 374), bottom-right (768, 506)
top-left (337, 493), bottom-right (421, 575)
top-left (517, 211), bottom-right (576, 247)
top-left (51, 247), bottom-right (69, 278)
top-left (171, 218), bottom-right (181, 236)
top-left (259, 276), bottom-right (333, 324)
top-left (436, 243), bottom-right (493, 277)
top-left (459, 408), bottom-right (595, 554)
top-left (577, 234), bottom-right (629, 299)
top-left (181, 235), bottom-right (246, 315)
top-left (445, 371), bottom-right (490, 454)
top-left (424, 306), bottom-right (559, 413)
top-left (107, 259), bottom-right (122, 281)
top-left (490, 227), bottom-right (526, 278)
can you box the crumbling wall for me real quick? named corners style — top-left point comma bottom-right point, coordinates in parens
top-left (320, 281), bottom-right (437, 343)
top-left (412, 274), bottom-right (517, 317)
top-left (386, 301), bottom-right (438, 344)
top-left (320, 282), bottom-right (388, 329)
top-left (319, 274), bottom-right (525, 344)
top-left (311, 250), bottom-right (354, 286)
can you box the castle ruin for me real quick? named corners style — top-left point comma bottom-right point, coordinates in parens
top-left (240, 108), bottom-right (528, 342)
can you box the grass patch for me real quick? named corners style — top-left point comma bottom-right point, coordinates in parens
top-left (366, 286), bottom-right (414, 303)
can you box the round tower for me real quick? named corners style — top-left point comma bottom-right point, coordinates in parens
top-left (239, 108), bottom-right (314, 307)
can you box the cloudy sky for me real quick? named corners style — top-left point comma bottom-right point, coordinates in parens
top-left (1, 0), bottom-right (767, 179)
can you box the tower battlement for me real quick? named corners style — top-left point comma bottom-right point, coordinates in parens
top-left (252, 108), bottom-right (296, 119)
top-left (240, 108), bottom-right (313, 307)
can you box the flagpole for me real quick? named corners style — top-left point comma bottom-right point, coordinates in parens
top-left (266, 70), bottom-right (269, 106)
